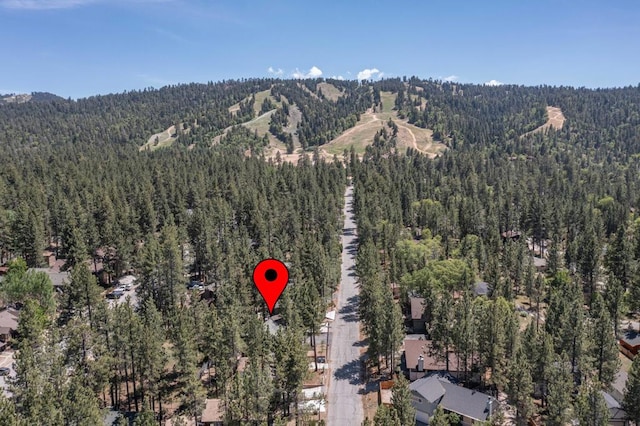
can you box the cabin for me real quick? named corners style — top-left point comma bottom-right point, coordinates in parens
top-left (403, 337), bottom-right (462, 381)
top-left (473, 281), bottom-right (490, 297)
top-left (619, 328), bottom-right (640, 359)
top-left (0, 307), bottom-right (19, 350)
top-left (501, 230), bottom-right (521, 242)
top-left (201, 398), bottom-right (224, 426)
top-left (410, 372), bottom-right (495, 426)
top-left (601, 391), bottom-right (627, 426)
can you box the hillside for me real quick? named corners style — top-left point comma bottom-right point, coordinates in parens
top-left (2, 78), bottom-right (640, 164)
top-left (0, 91), bottom-right (65, 104)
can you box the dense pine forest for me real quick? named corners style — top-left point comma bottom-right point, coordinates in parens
top-left (1, 77), bottom-right (640, 425)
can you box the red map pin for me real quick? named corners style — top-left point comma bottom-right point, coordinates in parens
top-left (253, 259), bottom-right (289, 314)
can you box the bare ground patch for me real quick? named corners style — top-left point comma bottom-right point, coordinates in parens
top-left (317, 82), bottom-right (343, 101)
top-left (523, 106), bottom-right (566, 137)
top-left (319, 92), bottom-right (446, 160)
top-left (140, 125), bottom-right (177, 151)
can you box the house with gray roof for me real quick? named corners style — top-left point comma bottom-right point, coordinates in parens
top-left (473, 282), bottom-right (489, 297)
top-left (601, 391), bottom-right (627, 426)
top-left (410, 372), bottom-right (495, 425)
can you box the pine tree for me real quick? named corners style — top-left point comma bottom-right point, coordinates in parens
top-left (622, 354), bottom-right (640, 425)
top-left (546, 354), bottom-right (573, 426)
top-left (506, 339), bottom-right (535, 426)
top-left (429, 405), bottom-right (460, 426)
top-left (0, 392), bottom-right (22, 426)
top-left (391, 374), bottom-right (415, 426)
top-left (588, 293), bottom-right (620, 386)
top-left (430, 290), bottom-right (455, 371)
top-left (575, 380), bottom-right (608, 426)
top-left (373, 404), bottom-right (401, 426)
top-left (63, 262), bottom-right (103, 327)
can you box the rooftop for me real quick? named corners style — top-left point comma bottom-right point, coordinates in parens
top-left (201, 398), bottom-right (224, 423)
top-left (0, 308), bottom-right (19, 334)
top-left (621, 329), bottom-right (640, 347)
top-left (30, 268), bottom-right (69, 288)
top-left (410, 373), bottom-right (494, 422)
top-left (410, 297), bottom-right (425, 320)
top-left (474, 281), bottom-right (489, 296)
top-left (404, 337), bottom-right (461, 372)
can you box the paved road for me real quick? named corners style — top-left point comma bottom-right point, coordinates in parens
top-left (327, 184), bottom-right (365, 426)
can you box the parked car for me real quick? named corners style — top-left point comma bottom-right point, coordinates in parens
top-left (106, 291), bottom-right (124, 299)
top-left (0, 367), bottom-right (10, 376)
top-left (187, 281), bottom-right (204, 291)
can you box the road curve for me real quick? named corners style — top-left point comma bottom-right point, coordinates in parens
top-left (327, 184), bottom-right (365, 426)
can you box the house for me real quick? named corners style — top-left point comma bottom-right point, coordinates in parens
top-left (30, 266), bottom-right (69, 290)
top-left (532, 257), bottom-right (547, 273)
top-left (473, 282), bottom-right (489, 297)
top-left (410, 372), bottom-right (495, 426)
top-left (610, 369), bottom-right (628, 403)
top-left (619, 329), bottom-right (640, 359)
top-left (403, 337), bottom-right (462, 381)
top-left (201, 398), bottom-right (224, 425)
top-left (0, 307), bottom-right (19, 349)
top-left (265, 314), bottom-right (284, 336)
top-left (410, 297), bottom-right (427, 333)
top-left (601, 391), bottom-right (627, 426)
top-left (501, 230), bottom-right (521, 242)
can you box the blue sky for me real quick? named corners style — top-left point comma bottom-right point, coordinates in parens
top-left (1, 0), bottom-right (639, 98)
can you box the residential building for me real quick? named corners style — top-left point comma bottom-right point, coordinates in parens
top-left (0, 307), bottom-right (19, 350)
top-left (403, 337), bottom-right (462, 381)
top-left (201, 398), bottom-right (224, 426)
top-left (620, 329), bottom-right (640, 359)
top-left (410, 372), bottom-right (495, 426)
top-left (601, 391), bottom-right (627, 426)
top-left (473, 282), bottom-right (489, 297)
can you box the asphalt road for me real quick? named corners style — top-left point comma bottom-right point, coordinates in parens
top-left (327, 184), bottom-right (365, 426)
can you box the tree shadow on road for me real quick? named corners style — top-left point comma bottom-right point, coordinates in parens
top-left (338, 295), bottom-right (360, 323)
top-left (333, 355), bottom-right (366, 386)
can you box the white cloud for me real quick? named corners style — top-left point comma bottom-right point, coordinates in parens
top-left (267, 66), bottom-right (283, 76)
top-left (443, 75), bottom-right (458, 82)
top-left (485, 79), bottom-right (503, 86)
top-left (291, 66), bottom-right (323, 79)
top-left (357, 68), bottom-right (384, 80)
top-left (330, 75), bottom-right (344, 81)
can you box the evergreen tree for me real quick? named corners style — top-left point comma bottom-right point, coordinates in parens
top-left (506, 339), bottom-right (535, 426)
top-left (623, 354), bottom-right (640, 425)
top-left (575, 380), bottom-right (608, 426)
top-left (546, 354), bottom-right (573, 426)
top-left (373, 404), bottom-right (401, 426)
top-left (429, 405), bottom-right (460, 426)
top-left (391, 374), bottom-right (415, 426)
top-left (588, 293), bottom-right (620, 386)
